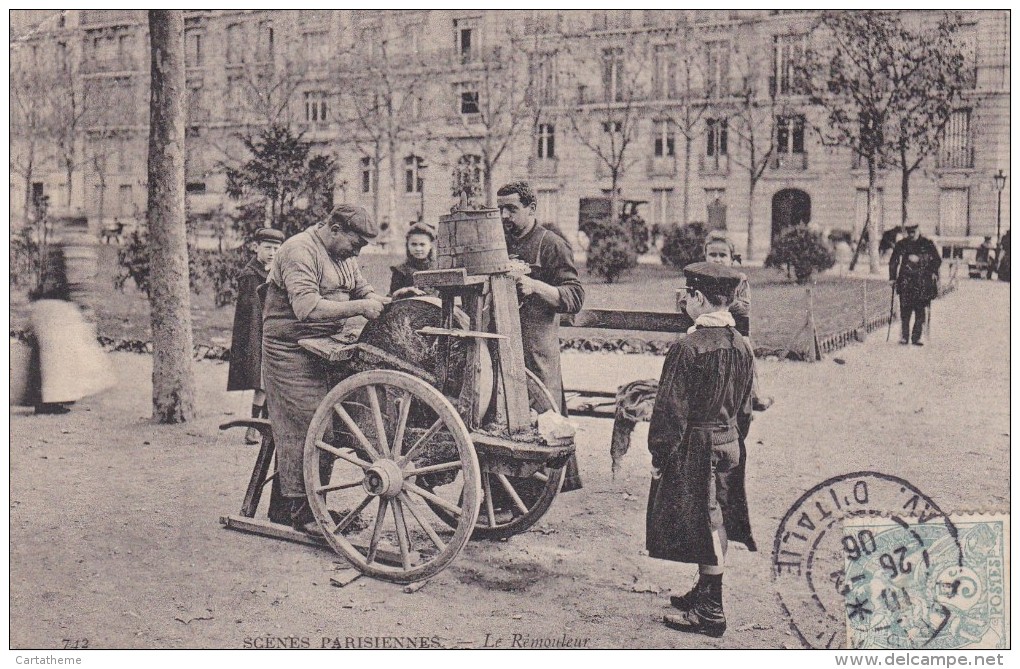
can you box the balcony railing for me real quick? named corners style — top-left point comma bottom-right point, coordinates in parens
top-left (83, 56), bottom-right (137, 74)
top-left (770, 152), bottom-right (808, 171)
top-left (80, 10), bottom-right (139, 26)
top-left (528, 156), bottom-right (559, 178)
top-left (699, 153), bottom-right (730, 175)
top-left (647, 156), bottom-right (677, 177)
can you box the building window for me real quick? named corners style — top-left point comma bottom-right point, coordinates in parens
top-left (706, 118), bottom-right (728, 156)
top-left (776, 115), bottom-right (805, 154)
top-left (404, 155), bottom-right (424, 194)
top-left (187, 83), bottom-right (208, 123)
top-left (226, 76), bottom-right (244, 121)
top-left (653, 44), bottom-right (677, 99)
top-left (117, 34), bottom-right (134, 69)
top-left (303, 30), bottom-right (329, 65)
top-left (460, 89), bottom-right (480, 115)
top-left (536, 189), bottom-right (559, 224)
top-left (530, 52), bottom-right (557, 105)
top-left (303, 91), bottom-right (328, 123)
top-left (653, 120), bottom-right (675, 158)
top-left (257, 20), bottom-right (274, 62)
top-left (361, 157), bottom-right (374, 194)
top-left (593, 10), bottom-right (631, 31)
top-left (185, 29), bottom-right (203, 67)
top-left (651, 188), bottom-right (674, 229)
top-left (937, 188), bottom-right (969, 236)
top-left (601, 47), bottom-right (625, 102)
top-left (939, 109), bottom-right (973, 169)
top-left (118, 184), bottom-right (134, 217)
top-left (772, 34), bottom-right (806, 96)
top-left (226, 23), bottom-right (242, 64)
top-left (602, 120), bottom-right (623, 134)
top-left (537, 124), bottom-right (556, 159)
top-left (705, 40), bottom-right (730, 98)
top-left (454, 18), bottom-right (479, 63)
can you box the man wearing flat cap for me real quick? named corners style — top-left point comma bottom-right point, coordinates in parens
top-left (228, 227), bottom-right (285, 444)
top-left (262, 205), bottom-right (390, 534)
top-left (889, 223), bottom-right (941, 346)
top-left (646, 262), bottom-right (756, 638)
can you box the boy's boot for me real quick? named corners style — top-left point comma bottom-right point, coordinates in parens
top-left (670, 574), bottom-right (710, 611)
top-left (663, 573), bottom-right (726, 638)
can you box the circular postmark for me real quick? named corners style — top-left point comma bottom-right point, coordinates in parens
top-left (772, 472), bottom-right (962, 649)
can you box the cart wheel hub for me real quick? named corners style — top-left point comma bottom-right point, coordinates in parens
top-left (363, 460), bottom-right (404, 498)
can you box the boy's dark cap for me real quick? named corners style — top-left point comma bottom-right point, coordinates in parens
top-left (904, 223), bottom-right (919, 231)
top-left (331, 204), bottom-right (377, 239)
top-left (683, 261), bottom-right (743, 296)
top-left (254, 228), bottom-right (285, 244)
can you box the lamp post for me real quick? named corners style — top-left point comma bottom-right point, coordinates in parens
top-left (418, 159), bottom-right (428, 223)
top-left (993, 169), bottom-right (1007, 278)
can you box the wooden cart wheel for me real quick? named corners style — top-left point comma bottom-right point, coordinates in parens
top-left (427, 370), bottom-right (567, 540)
top-left (471, 370), bottom-right (566, 539)
top-left (303, 369), bottom-right (481, 583)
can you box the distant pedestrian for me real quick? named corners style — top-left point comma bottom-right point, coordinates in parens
top-left (976, 236), bottom-right (994, 279)
top-left (889, 223), bottom-right (941, 346)
top-left (389, 221), bottom-right (436, 298)
top-left (20, 215), bottom-right (114, 414)
top-left (228, 228), bottom-right (284, 443)
top-left (647, 262), bottom-right (756, 638)
top-left (997, 230), bottom-right (1010, 282)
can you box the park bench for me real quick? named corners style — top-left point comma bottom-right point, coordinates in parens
top-left (100, 220), bottom-right (126, 245)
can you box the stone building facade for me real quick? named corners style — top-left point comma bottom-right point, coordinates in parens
top-left (10, 9), bottom-right (1010, 258)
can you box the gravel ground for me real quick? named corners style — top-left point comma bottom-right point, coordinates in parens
top-left (9, 278), bottom-right (1009, 649)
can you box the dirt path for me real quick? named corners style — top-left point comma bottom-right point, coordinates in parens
top-left (9, 279), bottom-right (1009, 649)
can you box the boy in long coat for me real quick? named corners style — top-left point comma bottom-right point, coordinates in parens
top-left (228, 228), bottom-right (284, 443)
top-left (646, 262), bottom-right (756, 637)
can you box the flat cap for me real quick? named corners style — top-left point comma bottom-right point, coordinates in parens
top-left (683, 261), bottom-right (744, 297)
top-left (904, 223), bottom-right (919, 231)
top-left (331, 204), bottom-right (377, 240)
top-left (254, 227), bottom-right (285, 244)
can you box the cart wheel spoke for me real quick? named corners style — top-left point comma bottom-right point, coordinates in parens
top-left (496, 473), bottom-right (530, 515)
top-left (483, 474), bottom-right (497, 528)
top-left (532, 470), bottom-right (549, 483)
top-left (366, 498), bottom-right (389, 565)
top-left (315, 477), bottom-right (365, 494)
top-left (333, 403), bottom-right (383, 461)
top-left (405, 481), bottom-right (462, 518)
top-left (334, 495), bottom-right (374, 535)
top-left (398, 492), bottom-right (447, 552)
top-left (391, 498), bottom-right (412, 570)
top-left (403, 461), bottom-right (462, 477)
top-left (391, 393), bottom-right (412, 459)
top-left (366, 385), bottom-right (390, 458)
top-left (316, 440), bottom-right (372, 470)
top-left (399, 418), bottom-right (444, 466)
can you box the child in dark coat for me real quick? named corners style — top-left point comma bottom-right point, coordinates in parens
top-left (228, 227), bottom-right (284, 443)
top-left (646, 262), bottom-right (756, 638)
top-left (389, 221), bottom-right (436, 298)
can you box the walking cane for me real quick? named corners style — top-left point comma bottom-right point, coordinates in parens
top-left (886, 282), bottom-right (897, 342)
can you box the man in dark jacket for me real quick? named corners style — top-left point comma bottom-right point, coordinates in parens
top-left (228, 227), bottom-right (284, 443)
top-left (497, 180), bottom-right (585, 491)
top-left (889, 223), bottom-right (941, 346)
top-left (646, 262), bottom-right (756, 638)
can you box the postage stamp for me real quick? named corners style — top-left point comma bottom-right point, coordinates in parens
top-left (772, 471), bottom-right (963, 649)
top-left (842, 513), bottom-right (1010, 650)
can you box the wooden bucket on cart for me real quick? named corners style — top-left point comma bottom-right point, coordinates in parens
top-left (436, 206), bottom-right (511, 275)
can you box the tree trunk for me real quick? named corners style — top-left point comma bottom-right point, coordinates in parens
top-left (23, 160), bottom-right (34, 229)
top-left (746, 179), bottom-right (756, 262)
top-left (867, 161), bottom-right (880, 274)
top-left (483, 161), bottom-right (494, 207)
top-left (147, 10), bottom-right (196, 423)
top-left (65, 163), bottom-right (74, 212)
top-left (387, 148), bottom-right (398, 247)
top-left (681, 134), bottom-right (692, 227)
top-left (900, 159), bottom-right (910, 230)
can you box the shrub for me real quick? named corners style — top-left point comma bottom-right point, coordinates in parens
top-left (765, 225), bottom-right (836, 284)
top-left (114, 225), bottom-right (206, 296)
top-left (587, 231), bottom-right (637, 284)
top-left (659, 221), bottom-right (708, 269)
top-left (10, 227), bottom-right (40, 290)
top-left (194, 245), bottom-right (249, 307)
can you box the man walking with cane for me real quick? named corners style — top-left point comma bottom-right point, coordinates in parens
top-left (888, 223), bottom-right (941, 346)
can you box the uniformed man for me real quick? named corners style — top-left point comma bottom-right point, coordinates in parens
top-left (888, 223), bottom-right (941, 346)
top-left (261, 205), bottom-right (390, 534)
top-left (496, 180), bottom-right (585, 491)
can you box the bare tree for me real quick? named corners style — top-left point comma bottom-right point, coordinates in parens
top-left (335, 35), bottom-right (434, 227)
top-left (147, 10), bottom-right (196, 423)
top-left (801, 11), bottom-right (904, 273)
top-left (650, 21), bottom-right (710, 228)
top-left (561, 32), bottom-right (651, 224)
top-left (885, 13), bottom-right (971, 230)
top-left (10, 61), bottom-right (49, 228)
top-left (726, 32), bottom-right (784, 261)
